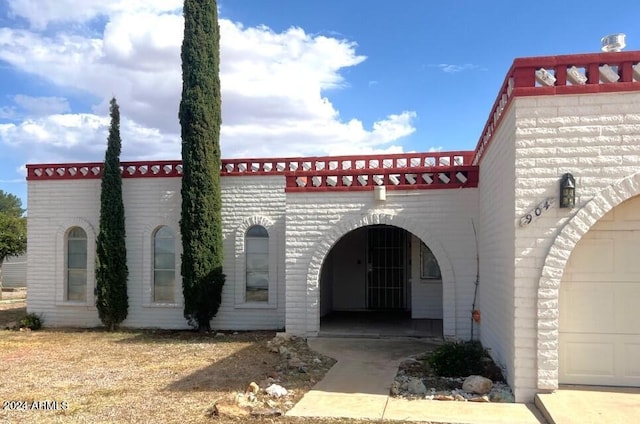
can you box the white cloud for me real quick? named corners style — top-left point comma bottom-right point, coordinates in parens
top-left (102, 12), bottom-right (183, 72)
top-left (370, 112), bottom-right (416, 144)
top-left (0, 114), bottom-right (108, 163)
top-left (0, 2), bottom-right (416, 166)
top-left (7, 0), bottom-right (182, 30)
top-left (433, 63), bottom-right (484, 73)
top-left (0, 114), bottom-right (178, 164)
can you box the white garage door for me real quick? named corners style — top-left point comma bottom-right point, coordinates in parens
top-left (559, 195), bottom-right (640, 386)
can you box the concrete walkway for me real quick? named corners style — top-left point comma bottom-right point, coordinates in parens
top-left (287, 337), bottom-right (545, 423)
top-left (536, 386), bottom-right (640, 424)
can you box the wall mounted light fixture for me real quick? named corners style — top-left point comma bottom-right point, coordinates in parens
top-left (559, 173), bottom-right (576, 208)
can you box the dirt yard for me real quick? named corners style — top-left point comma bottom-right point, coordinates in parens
top-left (1, 303), bottom-right (435, 424)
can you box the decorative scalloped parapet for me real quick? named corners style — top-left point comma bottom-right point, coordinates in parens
top-left (26, 151), bottom-right (479, 191)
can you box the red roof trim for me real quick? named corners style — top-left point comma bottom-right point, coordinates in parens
top-left (472, 50), bottom-right (640, 165)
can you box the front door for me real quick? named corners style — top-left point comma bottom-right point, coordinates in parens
top-left (367, 225), bottom-right (407, 309)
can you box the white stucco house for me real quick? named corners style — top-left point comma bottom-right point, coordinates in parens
top-left (26, 50), bottom-right (640, 402)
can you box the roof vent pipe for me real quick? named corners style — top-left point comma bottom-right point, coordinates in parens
top-left (601, 33), bottom-right (626, 52)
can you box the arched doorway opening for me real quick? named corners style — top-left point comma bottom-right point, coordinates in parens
top-left (318, 224), bottom-right (443, 337)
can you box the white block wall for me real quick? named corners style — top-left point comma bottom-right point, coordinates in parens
top-left (511, 91), bottom-right (640, 401)
top-left (284, 189), bottom-right (478, 338)
top-left (477, 104), bottom-right (516, 393)
top-left (27, 178), bottom-right (103, 327)
top-left (27, 175), bottom-right (287, 330)
top-left (477, 90), bottom-right (640, 402)
top-left (118, 177), bottom-right (184, 329)
top-left (215, 176), bottom-right (286, 330)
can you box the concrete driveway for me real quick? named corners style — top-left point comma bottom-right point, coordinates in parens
top-left (536, 386), bottom-right (640, 424)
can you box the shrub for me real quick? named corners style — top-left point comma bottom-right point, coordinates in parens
top-left (19, 313), bottom-right (43, 330)
top-left (428, 340), bottom-right (503, 380)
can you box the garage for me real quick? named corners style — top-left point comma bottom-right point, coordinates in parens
top-left (559, 195), bottom-right (640, 386)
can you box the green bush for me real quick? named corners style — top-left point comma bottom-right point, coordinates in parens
top-left (19, 313), bottom-right (43, 330)
top-left (428, 340), bottom-right (503, 380)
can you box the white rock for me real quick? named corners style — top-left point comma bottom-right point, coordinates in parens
top-left (462, 375), bottom-right (493, 395)
top-left (265, 384), bottom-right (288, 398)
top-left (406, 378), bottom-right (427, 395)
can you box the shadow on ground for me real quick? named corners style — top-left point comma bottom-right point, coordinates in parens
top-left (0, 302), bottom-right (26, 327)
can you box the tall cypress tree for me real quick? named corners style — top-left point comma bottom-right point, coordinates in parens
top-left (179, 0), bottom-right (225, 331)
top-left (96, 97), bottom-right (129, 331)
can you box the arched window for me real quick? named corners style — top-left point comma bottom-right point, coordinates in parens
top-left (245, 225), bottom-right (269, 302)
top-left (153, 226), bottom-right (175, 302)
top-left (66, 227), bottom-right (87, 301)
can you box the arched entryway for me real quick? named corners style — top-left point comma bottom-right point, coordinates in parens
top-left (559, 194), bottom-right (640, 386)
top-left (318, 224), bottom-right (444, 337)
top-left (293, 212), bottom-right (457, 337)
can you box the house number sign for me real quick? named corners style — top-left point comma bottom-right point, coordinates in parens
top-left (519, 198), bottom-right (554, 227)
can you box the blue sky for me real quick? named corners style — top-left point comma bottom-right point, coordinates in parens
top-left (0, 0), bottom-right (638, 209)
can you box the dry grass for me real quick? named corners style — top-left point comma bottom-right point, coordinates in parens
top-left (0, 303), bottom-right (429, 424)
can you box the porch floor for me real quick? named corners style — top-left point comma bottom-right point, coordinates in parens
top-left (319, 311), bottom-right (443, 338)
